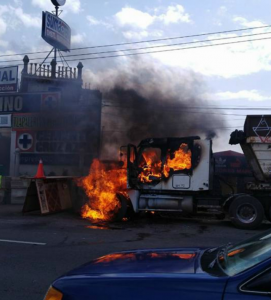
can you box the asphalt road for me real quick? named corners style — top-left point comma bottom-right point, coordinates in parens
top-left (0, 205), bottom-right (270, 300)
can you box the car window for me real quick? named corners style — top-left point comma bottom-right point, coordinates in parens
top-left (202, 231), bottom-right (271, 277)
top-left (241, 268), bottom-right (271, 294)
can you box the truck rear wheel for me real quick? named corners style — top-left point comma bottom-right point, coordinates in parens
top-left (229, 195), bottom-right (264, 229)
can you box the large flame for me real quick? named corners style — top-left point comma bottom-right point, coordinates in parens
top-left (79, 159), bottom-right (127, 221)
top-left (163, 143), bottom-right (192, 178)
top-left (79, 144), bottom-right (192, 220)
top-left (138, 143), bottom-right (192, 183)
top-left (138, 149), bottom-right (162, 183)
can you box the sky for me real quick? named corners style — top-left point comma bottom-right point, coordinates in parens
top-left (1, 0), bottom-right (271, 153)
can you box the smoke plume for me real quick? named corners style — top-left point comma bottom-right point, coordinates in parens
top-left (84, 58), bottom-right (225, 159)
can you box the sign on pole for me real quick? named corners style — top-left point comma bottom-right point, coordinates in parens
top-left (0, 66), bottom-right (18, 93)
top-left (42, 11), bottom-right (71, 51)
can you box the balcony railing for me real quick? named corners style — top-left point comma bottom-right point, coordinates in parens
top-left (22, 55), bottom-right (83, 80)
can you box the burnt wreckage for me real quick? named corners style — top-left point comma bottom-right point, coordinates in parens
top-left (120, 115), bottom-right (271, 229)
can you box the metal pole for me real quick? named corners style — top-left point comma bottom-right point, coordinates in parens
top-left (54, 5), bottom-right (59, 62)
top-left (35, 47), bottom-right (54, 75)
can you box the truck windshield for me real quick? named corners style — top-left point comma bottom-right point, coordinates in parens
top-left (203, 230), bottom-right (271, 276)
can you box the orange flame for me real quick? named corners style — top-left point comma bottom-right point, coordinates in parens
top-left (79, 159), bottom-right (127, 222)
top-left (138, 143), bottom-right (192, 183)
top-left (138, 149), bottom-right (162, 183)
top-left (163, 143), bottom-right (192, 178)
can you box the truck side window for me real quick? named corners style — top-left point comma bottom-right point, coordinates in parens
top-left (137, 148), bottom-right (162, 183)
top-left (138, 148), bottom-right (161, 169)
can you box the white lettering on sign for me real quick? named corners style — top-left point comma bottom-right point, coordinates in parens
top-left (0, 85), bottom-right (15, 91)
top-left (0, 66), bottom-right (18, 85)
top-left (0, 70), bottom-right (14, 82)
top-left (0, 96), bottom-right (23, 112)
top-left (42, 11), bottom-right (71, 51)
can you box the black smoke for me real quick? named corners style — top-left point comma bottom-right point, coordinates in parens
top-left (85, 58), bottom-right (226, 159)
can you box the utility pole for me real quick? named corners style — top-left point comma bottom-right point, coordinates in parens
top-left (50, 0), bottom-right (67, 76)
top-left (54, 5), bottom-right (59, 62)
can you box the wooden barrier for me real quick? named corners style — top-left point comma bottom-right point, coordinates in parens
top-left (23, 177), bottom-right (73, 214)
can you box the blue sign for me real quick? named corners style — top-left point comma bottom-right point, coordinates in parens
top-left (0, 92), bottom-right (60, 113)
top-left (20, 153), bottom-right (93, 166)
top-left (0, 66), bottom-right (18, 93)
top-left (42, 11), bottom-right (71, 52)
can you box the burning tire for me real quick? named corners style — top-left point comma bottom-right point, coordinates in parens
top-left (114, 193), bottom-right (128, 221)
top-left (116, 193), bottom-right (139, 221)
top-left (229, 195), bottom-right (264, 229)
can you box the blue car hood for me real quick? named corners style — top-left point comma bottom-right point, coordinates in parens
top-left (68, 248), bottom-right (203, 275)
top-left (54, 248), bottom-right (229, 300)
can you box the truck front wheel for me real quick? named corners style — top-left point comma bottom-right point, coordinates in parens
top-left (229, 195), bottom-right (264, 229)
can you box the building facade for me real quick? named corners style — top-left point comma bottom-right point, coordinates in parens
top-left (0, 56), bottom-right (102, 177)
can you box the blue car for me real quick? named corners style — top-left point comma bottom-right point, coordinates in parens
top-left (44, 230), bottom-right (271, 300)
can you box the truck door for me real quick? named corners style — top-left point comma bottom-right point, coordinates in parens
top-left (127, 144), bottom-right (138, 188)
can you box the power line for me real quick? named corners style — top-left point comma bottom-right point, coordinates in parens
top-left (61, 30), bottom-right (271, 59)
top-left (63, 36), bottom-right (271, 63)
top-left (104, 102), bottom-right (271, 109)
top-left (102, 119), bottom-right (244, 129)
top-left (103, 104), bottom-right (271, 111)
top-left (3, 34), bottom-right (271, 68)
top-left (7, 35), bottom-right (271, 67)
top-left (102, 104), bottom-right (271, 116)
top-left (2, 30), bottom-right (271, 65)
top-left (101, 111), bottom-right (251, 117)
top-left (102, 126), bottom-right (243, 133)
top-left (0, 23), bottom-right (270, 59)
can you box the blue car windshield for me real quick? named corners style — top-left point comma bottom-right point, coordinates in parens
top-left (218, 230), bottom-right (271, 276)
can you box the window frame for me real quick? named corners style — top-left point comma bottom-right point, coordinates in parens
top-left (239, 266), bottom-right (271, 296)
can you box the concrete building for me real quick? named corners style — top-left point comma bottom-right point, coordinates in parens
top-left (0, 56), bottom-right (102, 177)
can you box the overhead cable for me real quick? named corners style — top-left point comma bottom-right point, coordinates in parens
top-left (1, 30), bottom-right (271, 65)
top-left (0, 23), bottom-right (270, 58)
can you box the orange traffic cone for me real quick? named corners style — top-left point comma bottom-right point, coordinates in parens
top-left (34, 159), bottom-right (46, 178)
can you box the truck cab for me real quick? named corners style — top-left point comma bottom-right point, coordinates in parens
top-left (122, 137), bottom-right (214, 215)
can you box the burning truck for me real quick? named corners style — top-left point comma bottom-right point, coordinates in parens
top-left (81, 115), bottom-right (271, 229)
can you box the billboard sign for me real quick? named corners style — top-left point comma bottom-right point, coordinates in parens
top-left (11, 91), bottom-right (102, 167)
top-left (12, 113), bottom-right (99, 130)
top-left (12, 113), bottom-right (100, 165)
top-left (42, 11), bottom-right (71, 51)
top-left (0, 66), bottom-right (18, 93)
top-left (15, 130), bottom-right (98, 153)
top-left (214, 152), bottom-right (252, 177)
top-left (0, 92), bottom-right (60, 113)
